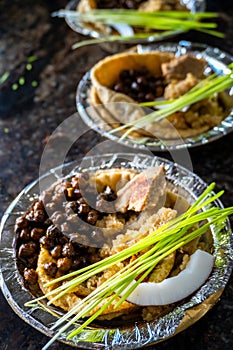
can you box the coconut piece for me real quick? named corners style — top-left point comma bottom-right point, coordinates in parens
top-left (99, 207), bottom-right (177, 290)
top-left (124, 249), bottom-right (214, 305)
top-left (115, 166), bottom-right (166, 213)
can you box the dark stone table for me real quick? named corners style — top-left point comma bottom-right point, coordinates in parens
top-left (0, 0), bottom-right (233, 349)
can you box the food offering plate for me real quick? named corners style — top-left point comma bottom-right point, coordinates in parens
top-left (64, 0), bottom-right (206, 44)
top-left (0, 153), bottom-right (232, 349)
top-left (76, 41), bottom-right (233, 152)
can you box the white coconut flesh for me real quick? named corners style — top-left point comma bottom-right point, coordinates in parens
top-left (123, 249), bottom-right (214, 306)
top-left (111, 23), bottom-right (134, 36)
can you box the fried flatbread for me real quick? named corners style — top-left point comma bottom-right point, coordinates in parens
top-left (37, 248), bottom-right (138, 319)
top-left (90, 51), bottom-right (174, 127)
top-left (89, 168), bottom-right (138, 192)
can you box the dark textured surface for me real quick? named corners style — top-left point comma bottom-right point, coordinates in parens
top-left (0, 0), bottom-right (233, 349)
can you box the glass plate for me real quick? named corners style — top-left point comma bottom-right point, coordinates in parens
top-left (0, 153), bottom-right (232, 349)
top-left (76, 41), bottom-right (233, 152)
top-left (65, 0), bottom-right (206, 43)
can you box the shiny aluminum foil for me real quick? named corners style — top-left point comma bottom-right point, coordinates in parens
top-left (0, 153), bottom-right (232, 349)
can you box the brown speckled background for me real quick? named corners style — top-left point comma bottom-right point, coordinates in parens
top-left (0, 0), bottom-right (233, 349)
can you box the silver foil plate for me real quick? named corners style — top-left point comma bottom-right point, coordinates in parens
top-left (76, 41), bottom-right (233, 152)
top-left (0, 153), bottom-right (232, 348)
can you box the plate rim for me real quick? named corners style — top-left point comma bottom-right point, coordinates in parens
top-left (0, 153), bottom-right (233, 348)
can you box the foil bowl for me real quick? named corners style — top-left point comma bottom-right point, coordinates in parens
top-left (76, 41), bottom-right (233, 152)
top-left (0, 152), bottom-right (232, 349)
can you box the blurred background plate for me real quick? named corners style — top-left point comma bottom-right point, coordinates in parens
top-left (76, 41), bottom-right (233, 152)
top-left (65, 0), bottom-right (206, 44)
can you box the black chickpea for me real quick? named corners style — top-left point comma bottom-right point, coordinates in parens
top-left (20, 228), bottom-right (30, 241)
top-left (23, 268), bottom-right (38, 285)
top-left (62, 243), bottom-right (76, 258)
top-left (57, 257), bottom-right (72, 272)
top-left (44, 262), bottom-right (58, 278)
top-left (18, 242), bottom-right (37, 258)
top-left (40, 235), bottom-right (55, 250)
top-left (112, 67), bottom-right (165, 103)
top-left (15, 170), bottom-right (119, 297)
top-left (87, 211), bottom-right (99, 225)
top-left (50, 245), bottom-right (62, 259)
top-left (31, 227), bottom-right (45, 241)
